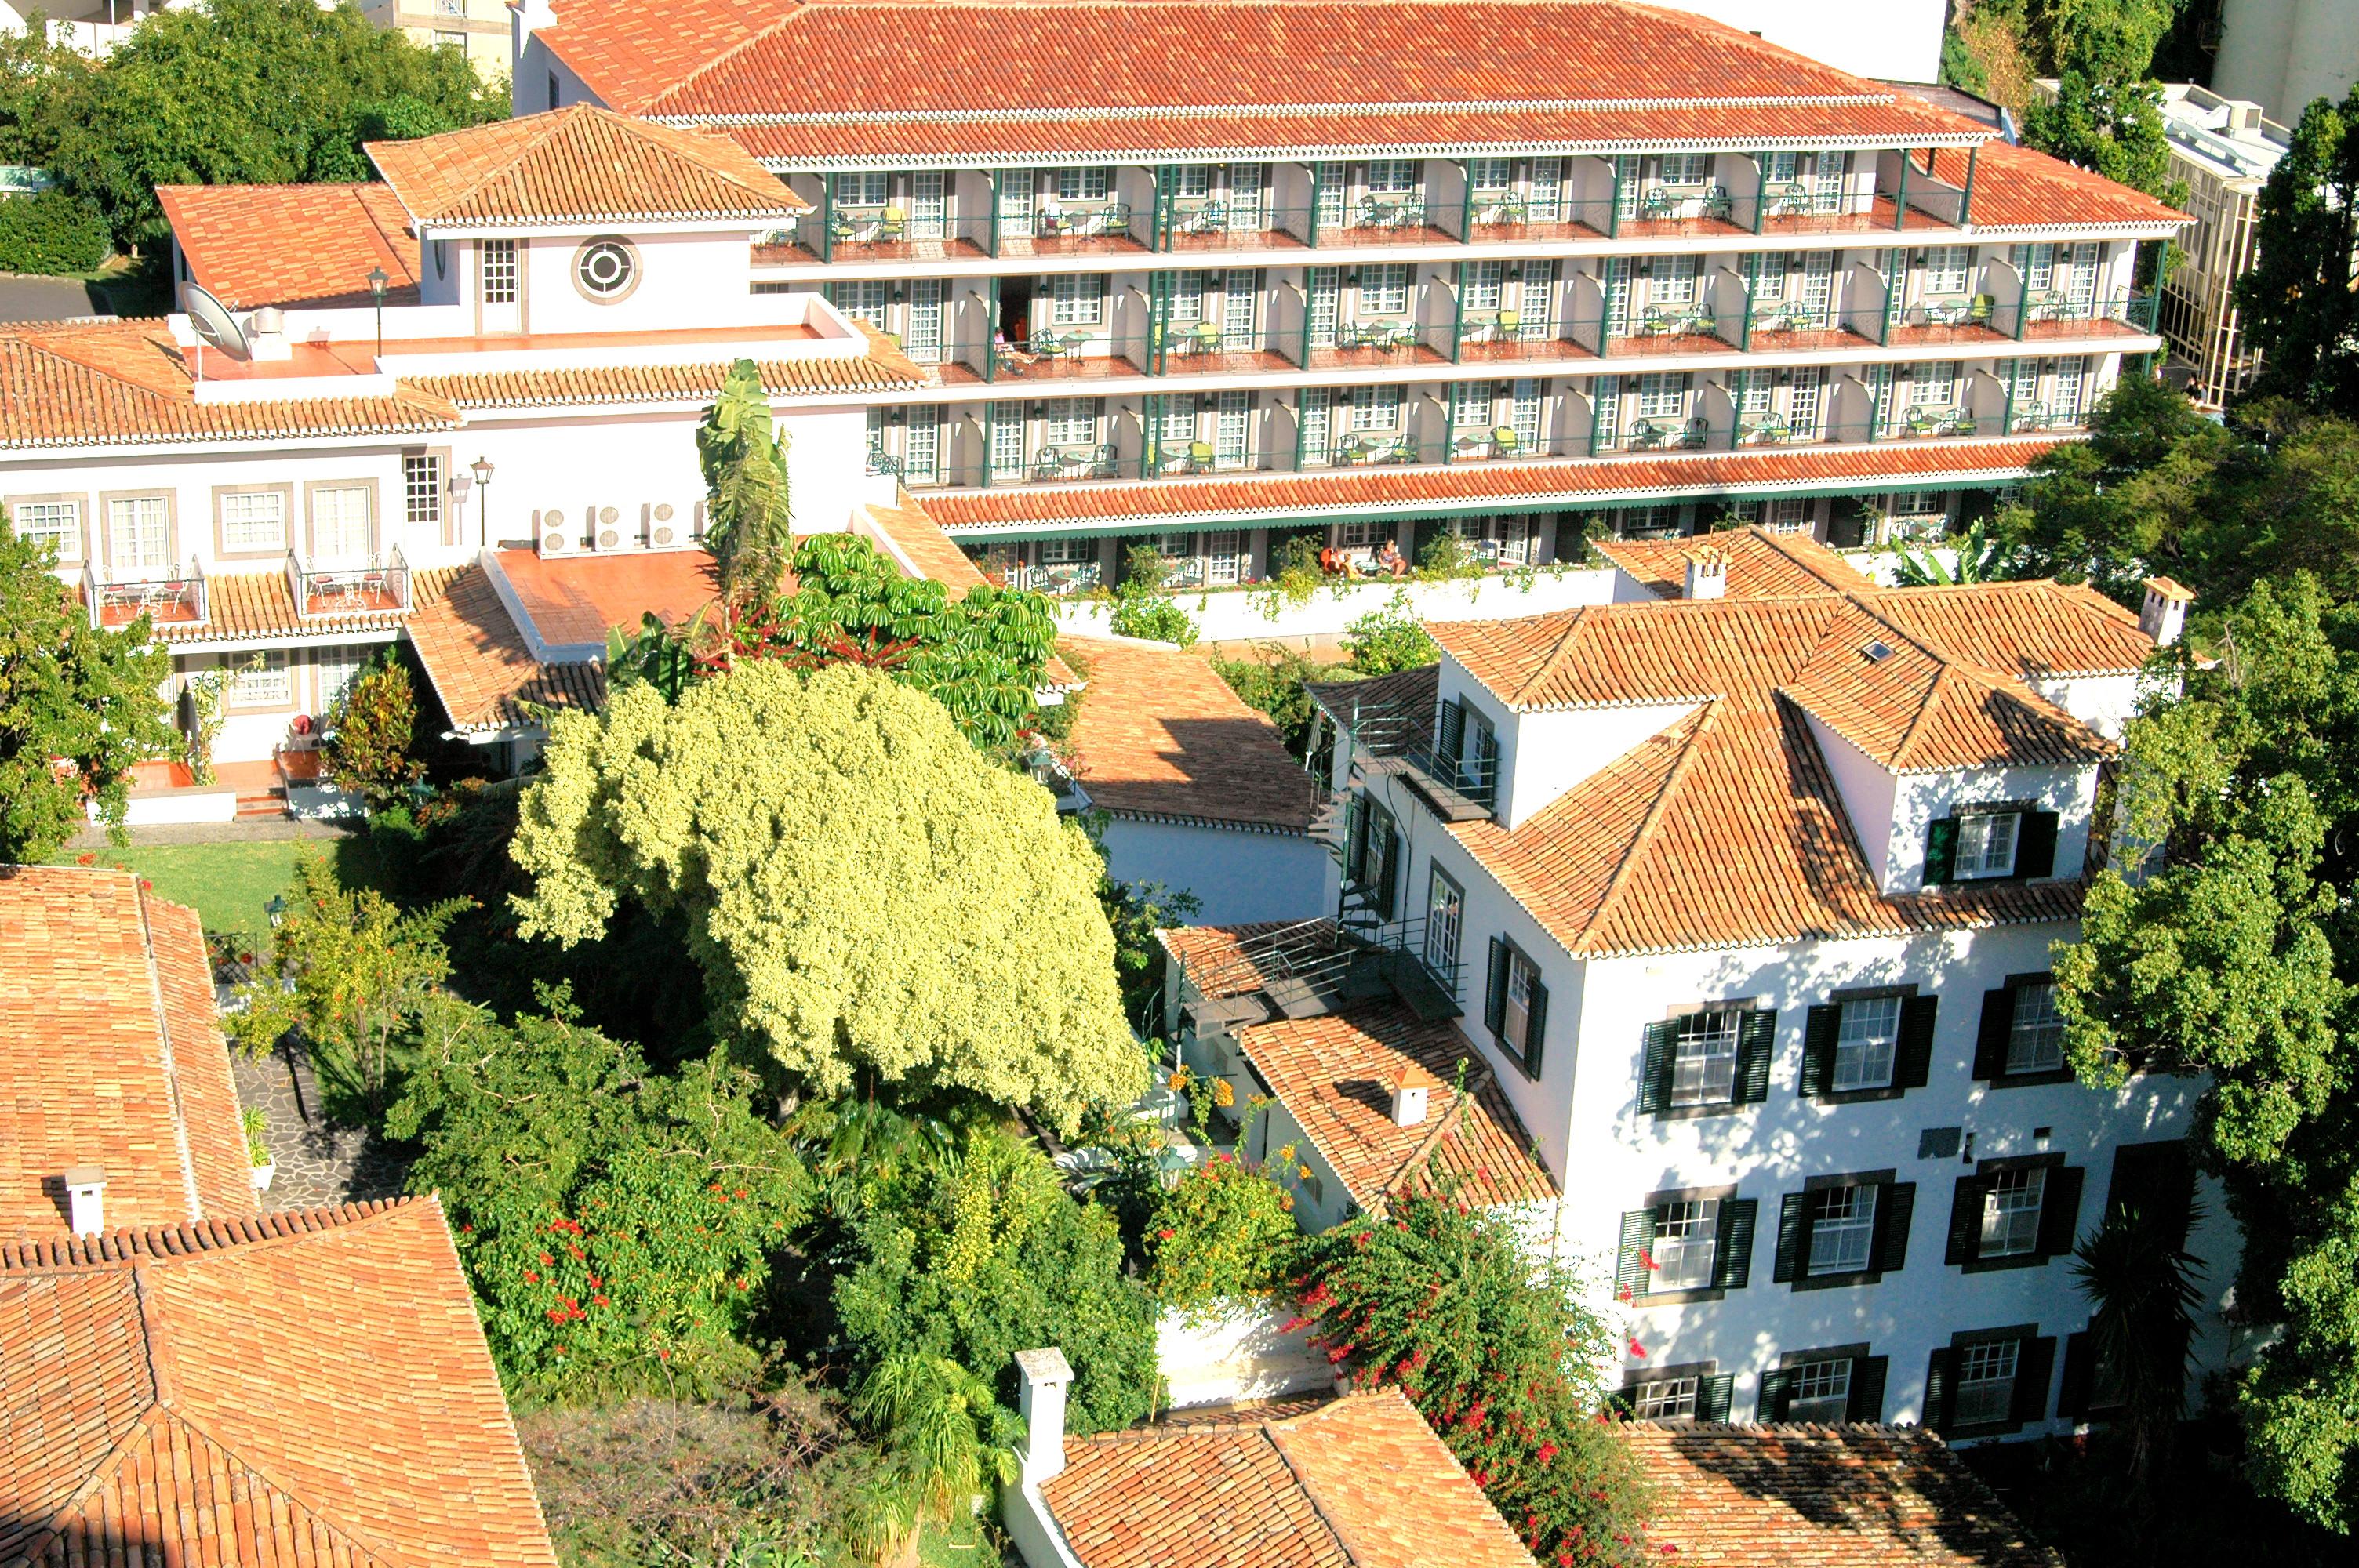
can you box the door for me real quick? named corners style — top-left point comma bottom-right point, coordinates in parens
top-left (1787, 368), bottom-right (1823, 437)
top-left (1307, 267), bottom-right (1339, 348)
top-left (1613, 155), bottom-right (1641, 221)
top-left (997, 173), bottom-right (1034, 239)
top-left (1299, 388), bottom-right (1332, 466)
top-left (1222, 268), bottom-right (1258, 351)
top-left (1528, 158), bottom-right (1561, 223)
top-left (990, 400), bottom-right (1027, 480)
top-left (911, 171), bottom-right (946, 240)
top-left (904, 405), bottom-right (942, 485)
top-left (1810, 151), bottom-right (1845, 213)
top-left (1510, 379), bottom-right (1543, 448)
top-left (905, 278), bottom-right (943, 364)
top-left (314, 644), bottom-right (366, 713)
top-left (1227, 163), bottom-right (1264, 232)
top-left (2065, 243), bottom-right (2099, 316)
top-left (1215, 390), bottom-right (1250, 469)
top-left (311, 486), bottom-right (373, 564)
top-left (1314, 162), bottom-right (1346, 229)
top-left (107, 495), bottom-right (169, 574)
top-left (1519, 260), bottom-right (1555, 339)
top-left (1206, 529), bottom-right (1244, 585)
top-left (1798, 252), bottom-right (1834, 327)
top-left (478, 238), bottom-right (522, 334)
top-left (1603, 257), bottom-right (1631, 333)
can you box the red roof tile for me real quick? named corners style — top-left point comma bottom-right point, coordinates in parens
top-left (0, 866), bottom-right (259, 1237)
top-left (158, 183), bottom-right (420, 310)
top-left (1628, 1422), bottom-right (2065, 1567)
top-left (0, 1198), bottom-right (559, 1568)
top-left (154, 564), bottom-right (463, 646)
top-left (405, 564), bottom-right (608, 735)
top-left (1929, 139), bottom-right (2192, 232)
top-left (493, 546), bottom-right (723, 648)
top-left (1594, 529), bottom-right (1876, 600)
top-left (1060, 637), bottom-right (1318, 831)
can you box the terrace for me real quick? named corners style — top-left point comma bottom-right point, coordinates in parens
top-left (84, 558), bottom-right (207, 630)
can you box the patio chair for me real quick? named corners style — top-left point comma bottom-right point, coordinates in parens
top-left (1180, 200), bottom-right (1227, 234)
top-left (1385, 321), bottom-right (1421, 354)
top-left (1740, 416), bottom-right (1792, 445)
top-left (1701, 186), bottom-right (1733, 220)
top-left (1637, 186), bottom-right (1678, 221)
top-left (1187, 439), bottom-right (1216, 473)
top-left (1768, 183), bottom-right (1814, 217)
top-left (1189, 321), bottom-right (1223, 356)
top-left (1098, 203), bottom-right (1133, 239)
top-left (1490, 426), bottom-right (1525, 459)
top-left (1495, 308), bottom-right (1521, 339)
top-left (2011, 401), bottom-right (2052, 432)
top-left (1627, 419), bottom-right (1672, 450)
top-left (1902, 406), bottom-right (1958, 437)
top-left (877, 206), bottom-right (908, 243)
top-left (1967, 293), bottom-right (1996, 328)
top-left (1087, 444), bottom-right (1121, 478)
top-left (1674, 419), bottom-right (1708, 450)
top-left (827, 210), bottom-right (861, 241)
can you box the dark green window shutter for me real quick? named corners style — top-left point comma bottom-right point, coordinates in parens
top-left (1485, 938), bottom-right (1509, 1037)
top-left (1799, 1005), bottom-right (1840, 1098)
top-left (1923, 816), bottom-right (1958, 884)
top-left (1616, 1209), bottom-right (1655, 1298)
top-left (1471, 718), bottom-right (1499, 807)
top-left (2011, 1335), bottom-right (2058, 1425)
top-left (1699, 1373), bottom-right (1736, 1422)
top-left (1736, 1008), bottom-right (1776, 1104)
top-left (2056, 1331), bottom-right (2094, 1420)
top-left (1873, 1181), bottom-right (1915, 1272)
top-left (1712, 1198), bottom-right (1757, 1290)
top-left (1637, 1020), bottom-right (1677, 1115)
top-left (1895, 996), bottom-right (1938, 1088)
top-left (2036, 1166), bottom-right (2085, 1259)
top-left (1972, 987), bottom-right (2016, 1080)
top-left (2106, 1140), bottom-right (2195, 1241)
top-left (1945, 1175), bottom-right (1987, 1265)
top-left (1521, 977), bottom-right (1549, 1076)
top-left (1848, 1355), bottom-right (1890, 1422)
top-left (1757, 1367), bottom-right (1794, 1423)
top-left (2016, 810), bottom-right (2059, 879)
top-left (1345, 794), bottom-right (1369, 884)
top-left (1923, 1347), bottom-right (1956, 1433)
top-left (1772, 1192), bottom-right (1811, 1283)
top-left (1373, 819), bottom-right (1401, 917)
top-left (1438, 698), bottom-right (1467, 775)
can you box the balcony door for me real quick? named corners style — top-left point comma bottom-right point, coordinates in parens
top-left (107, 496), bottom-right (169, 575)
top-left (904, 279), bottom-right (943, 365)
top-left (1797, 252), bottom-right (1834, 327)
top-left (478, 239), bottom-right (522, 335)
top-left (1307, 267), bottom-right (1339, 349)
top-left (911, 172), bottom-right (946, 240)
top-left (311, 486), bottom-right (373, 565)
top-left (1215, 390), bottom-right (1250, 469)
top-left (1221, 270), bottom-right (1258, 351)
top-left (1227, 164), bottom-right (1264, 233)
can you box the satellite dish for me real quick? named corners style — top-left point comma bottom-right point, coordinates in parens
top-left (180, 282), bottom-right (251, 361)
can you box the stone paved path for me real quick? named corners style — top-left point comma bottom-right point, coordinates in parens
top-left (231, 1043), bottom-right (409, 1212)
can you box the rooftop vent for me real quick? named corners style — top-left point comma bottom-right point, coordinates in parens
top-left (1685, 545), bottom-right (1728, 601)
top-left (1863, 640), bottom-right (1895, 663)
top-left (1390, 1063), bottom-right (1441, 1127)
top-left (62, 1165), bottom-right (107, 1236)
top-left (2141, 577), bottom-right (2194, 647)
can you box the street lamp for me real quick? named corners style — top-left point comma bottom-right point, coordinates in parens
top-left (470, 456), bottom-right (495, 547)
top-left (367, 265), bottom-right (388, 359)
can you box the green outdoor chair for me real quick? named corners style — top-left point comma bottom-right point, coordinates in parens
top-left (1187, 440), bottom-right (1216, 472)
top-left (877, 206), bottom-right (907, 242)
top-left (1098, 203), bottom-right (1133, 239)
top-left (1491, 426), bottom-right (1525, 459)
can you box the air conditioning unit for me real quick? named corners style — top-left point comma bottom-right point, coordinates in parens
top-left (535, 507), bottom-right (578, 557)
top-left (594, 505), bottom-right (624, 551)
top-left (649, 502), bottom-right (679, 549)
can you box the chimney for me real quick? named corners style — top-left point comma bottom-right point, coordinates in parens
top-left (63, 1166), bottom-right (107, 1237)
top-left (244, 307), bottom-right (292, 361)
top-left (2139, 577), bottom-right (2193, 647)
top-left (1685, 545), bottom-right (1728, 601)
top-left (1390, 1063), bottom-right (1439, 1127)
top-left (1015, 1347), bottom-right (1074, 1486)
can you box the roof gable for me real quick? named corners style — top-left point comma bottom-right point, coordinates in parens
top-left (157, 183), bottom-right (420, 311)
top-left (1061, 637), bottom-right (1318, 833)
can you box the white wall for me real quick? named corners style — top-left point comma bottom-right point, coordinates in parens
top-left (1157, 1305), bottom-right (1331, 1408)
top-left (1100, 818), bottom-right (1329, 926)
top-left (1495, 695), bottom-right (1704, 831)
top-left (1052, 565), bottom-right (1618, 645)
top-left (1648, 0), bottom-right (1948, 83)
top-left (2214, 0), bottom-right (2359, 127)
top-left (1887, 762), bottom-right (2094, 896)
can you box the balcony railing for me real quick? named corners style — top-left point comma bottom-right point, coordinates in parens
top-left (83, 558), bottom-right (206, 631)
top-left (988, 328), bottom-right (1154, 383)
top-left (1173, 913), bottom-right (1464, 1026)
top-left (1339, 690), bottom-right (1497, 818)
top-left (1154, 201), bottom-right (1317, 252)
top-left (2014, 289), bottom-right (2157, 339)
top-left (286, 544), bottom-right (411, 619)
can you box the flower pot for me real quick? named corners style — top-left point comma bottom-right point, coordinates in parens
top-left (250, 1161), bottom-right (274, 1193)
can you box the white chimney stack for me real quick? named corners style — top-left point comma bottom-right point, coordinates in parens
top-left (1015, 1347), bottom-right (1074, 1485)
top-left (244, 307), bottom-right (292, 361)
top-left (1685, 545), bottom-right (1728, 601)
top-left (2139, 577), bottom-right (2193, 647)
top-left (1390, 1064), bottom-right (1438, 1127)
top-left (63, 1166), bottom-right (107, 1237)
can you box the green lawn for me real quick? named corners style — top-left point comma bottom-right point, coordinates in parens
top-left (55, 841), bottom-right (322, 938)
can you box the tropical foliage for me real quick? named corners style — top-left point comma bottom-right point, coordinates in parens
top-left (324, 652), bottom-right (427, 806)
top-left (697, 359), bottom-right (798, 602)
top-left (2238, 85), bottom-right (2359, 420)
top-left (1893, 518), bottom-right (2012, 586)
top-left (1144, 1145), bottom-right (1302, 1321)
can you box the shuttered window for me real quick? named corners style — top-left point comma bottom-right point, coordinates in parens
top-left (1483, 936), bottom-right (1548, 1077)
top-left (1638, 1007), bottom-right (1773, 1114)
top-left (1772, 1174), bottom-right (1916, 1287)
top-left (1924, 1328), bottom-right (2056, 1436)
top-left (1972, 975), bottom-right (2077, 1084)
top-left (1945, 1156), bottom-right (2085, 1271)
top-left (1800, 993), bottom-right (1936, 1101)
top-left (1617, 1192), bottom-right (1757, 1301)
top-left (1757, 1348), bottom-right (1890, 1423)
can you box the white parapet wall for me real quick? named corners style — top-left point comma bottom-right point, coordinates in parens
top-left (1157, 1303), bottom-right (1332, 1410)
top-left (118, 788), bottom-right (238, 826)
top-left (1056, 565), bottom-right (1620, 644)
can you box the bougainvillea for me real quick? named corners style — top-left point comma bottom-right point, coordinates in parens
top-left (508, 662), bottom-right (1143, 1131)
top-left (388, 990), bottom-right (807, 1399)
top-left (1291, 1194), bottom-right (1658, 1565)
top-left (1144, 1115), bottom-right (1304, 1321)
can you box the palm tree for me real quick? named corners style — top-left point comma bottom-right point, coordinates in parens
top-left (2070, 1202), bottom-right (2205, 1497)
top-left (696, 358), bottom-right (797, 603)
top-left (1892, 517), bottom-right (2012, 586)
top-left (853, 1354), bottom-right (1024, 1561)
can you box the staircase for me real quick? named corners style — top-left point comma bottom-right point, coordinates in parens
top-left (234, 786), bottom-right (288, 822)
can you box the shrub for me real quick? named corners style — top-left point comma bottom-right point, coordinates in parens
top-left (1342, 605), bottom-right (1440, 675)
top-left (1212, 641), bottom-right (1346, 756)
top-left (324, 652), bottom-right (426, 806)
top-left (0, 190), bottom-right (109, 274)
top-left (1109, 590), bottom-right (1200, 648)
top-left (1145, 1143), bottom-right (1303, 1321)
top-left (1292, 1193), bottom-right (1657, 1565)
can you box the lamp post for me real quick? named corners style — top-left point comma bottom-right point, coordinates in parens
top-left (367, 265), bottom-right (387, 359)
top-left (470, 456), bottom-right (495, 548)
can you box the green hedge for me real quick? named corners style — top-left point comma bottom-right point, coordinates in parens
top-left (0, 190), bottom-right (111, 276)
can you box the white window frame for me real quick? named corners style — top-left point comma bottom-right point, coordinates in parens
top-left (12, 498), bottom-right (83, 562)
top-left (1425, 865), bottom-right (1463, 979)
top-left (2007, 982), bottom-right (2067, 1074)
top-left (1652, 254), bottom-right (1699, 304)
top-left (1049, 272), bottom-right (1107, 326)
top-left (107, 495), bottom-right (170, 573)
top-left (1347, 384), bottom-right (1403, 432)
top-left (1670, 1007), bottom-right (1741, 1107)
top-left (219, 490), bottom-right (288, 554)
top-left (480, 238), bottom-right (518, 304)
top-left (402, 453), bottom-right (443, 532)
top-left (1834, 996), bottom-right (1902, 1091)
top-left (1954, 1341), bottom-right (2020, 1427)
top-left (1924, 245), bottom-right (1972, 296)
top-left (1787, 1358), bottom-right (1852, 1422)
top-left (1367, 158), bottom-right (1418, 194)
top-left (1652, 1199), bottom-right (1721, 1291)
top-left (1954, 809), bottom-right (2020, 879)
top-left (1361, 263), bottom-right (1412, 315)
top-left (1980, 1167), bottom-right (2047, 1258)
top-left (1053, 166), bottom-right (1110, 202)
top-left (1807, 1185), bottom-right (1877, 1276)
top-left (310, 485), bottom-right (373, 564)
top-left (1632, 1377), bottom-right (1699, 1421)
top-left (1636, 372), bottom-right (1686, 420)
top-left (225, 650), bottom-right (291, 710)
top-left (1041, 397), bottom-right (1099, 448)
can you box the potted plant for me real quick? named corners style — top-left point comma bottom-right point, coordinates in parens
top-left (243, 1105), bottom-right (274, 1192)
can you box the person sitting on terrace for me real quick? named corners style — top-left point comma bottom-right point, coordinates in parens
top-left (1376, 539), bottom-right (1410, 579)
top-left (993, 329), bottom-right (1038, 373)
top-left (1319, 545), bottom-right (1349, 577)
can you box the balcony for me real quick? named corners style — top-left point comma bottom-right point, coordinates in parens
top-left (2015, 290), bottom-right (2157, 343)
top-left (985, 327), bottom-right (1155, 383)
top-left (1174, 914), bottom-right (1464, 1029)
top-left (1463, 192), bottom-right (1613, 244)
top-left (1335, 688), bottom-right (1496, 821)
top-left (83, 559), bottom-right (206, 631)
top-left (755, 210), bottom-right (994, 266)
top-left (285, 545), bottom-right (412, 619)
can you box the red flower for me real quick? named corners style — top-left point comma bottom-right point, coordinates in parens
top-left (733, 1278), bottom-right (748, 1291)
top-left (523, 1270), bottom-right (540, 1284)
top-left (75, 852), bottom-right (95, 866)
top-left (1157, 1228), bottom-right (1176, 1240)
top-left (1537, 1441), bottom-right (1558, 1464)
top-left (1627, 1336), bottom-right (1648, 1359)
top-left (733, 1188), bottom-right (748, 1200)
top-left (1638, 1250), bottom-right (1658, 1272)
top-left (539, 1253), bottom-right (554, 1266)
top-left (546, 1307), bottom-right (569, 1323)
top-left (586, 1275), bottom-right (601, 1289)
top-left (656, 1348), bottom-right (671, 1360)
top-left (591, 1294), bottom-right (610, 1307)
top-left (566, 1243), bottom-right (587, 1261)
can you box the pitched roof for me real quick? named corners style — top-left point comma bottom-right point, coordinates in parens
top-left (1236, 999), bottom-right (1556, 1212)
top-left (153, 564), bottom-right (463, 646)
top-left (1041, 1388), bottom-right (1535, 1568)
top-left (1594, 528), bottom-right (1876, 601)
top-left (405, 564), bottom-right (610, 735)
top-left (0, 1198), bottom-right (559, 1568)
top-left (1627, 1422), bottom-right (2065, 1567)
top-left (367, 103), bottom-right (807, 227)
top-left (1060, 637), bottom-right (1319, 832)
top-left (0, 866), bottom-right (258, 1237)
top-left (1926, 139), bottom-right (2192, 232)
top-left (158, 183), bottom-right (420, 310)
top-left (400, 339), bottom-right (928, 408)
top-left (860, 492), bottom-right (993, 600)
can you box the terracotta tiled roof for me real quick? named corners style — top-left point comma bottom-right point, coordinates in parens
top-left (1060, 637), bottom-right (1318, 831)
top-left (402, 346), bottom-right (925, 408)
top-left (1237, 999), bottom-right (1557, 1212)
top-left (1156, 920), bottom-right (1321, 1000)
top-left (367, 103), bottom-right (806, 227)
top-left (0, 1197), bottom-right (560, 1568)
top-left (861, 492), bottom-right (992, 599)
top-left (158, 183), bottom-right (420, 310)
top-left (1594, 529), bottom-right (1876, 601)
top-left (405, 565), bottom-right (607, 735)
top-left (1866, 579), bottom-right (2155, 681)
top-left (0, 321), bottom-right (460, 450)
top-left (1627, 1422), bottom-right (2065, 1567)
top-left (1042, 1388), bottom-right (1535, 1568)
top-left (921, 439), bottom-right (2070, 534)
top-left (1928, 139), bottom-right (2192, 232)
top-left (0, 866), bottom-right (257, 1237)
top-left (156, 564), bottom-right (463, 646)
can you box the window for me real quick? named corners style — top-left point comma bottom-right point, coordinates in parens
top-left (1055, 166), bottom-right (1110, 201)
top-left (1980, 1167), bottom-right (2047, 1258)
top-left (434, 0), bottom-right (463, 15)
top-left (1954, 1340), bottom-right (2020, 1428)
top-left (1658, 152), bottom-right (1710, 184)
top-left (1787, 1359), bottom-right (1852, 1423)
top-left (1467, 156), bottom-right (1512, 191)
top-left (1463, 260), bottom-right (1503, 310)
top-left (1169, 270), bottom-right (1207, 323)
top-left (1425, 866), bottom-right (1463, 982)
top-left (1924, 245), bottom-right (1972, 294)
top-left (1450, 380), bottom-right (1492, 429)
top-left (1206, 528), bottom-right (1244, 586)
top-left (1337, 519), bottom-right (1389, 550)
top-left (314, 645), bottom-right (366, 712)
top-left (1912, 360), bottom-right (1960, 406)
top-left (1038, 535), bottom-right (1093, 567)
top-left (2007, 982), bottom-right (2065, 1073)
top-left (402, 454), bottom-right (444, 532)
top-left (1346, 795), bottom-right (1399, 917)
top-left (481, 239), bottom-right (518, 304)
top-left (434, 28), bottom-right (464, 49)
top-left (1753, 252), bottom-right (1787, 302)
top-left (1049, 272), bottom-right (1106, 325)
top-left (1652, 1199), bottom-right (1721, 1291)
top-left (831, 279), bottom-right (889, 328)
top-left (310, 486), bottom-right (372, 563)
top-left (1368, 158), bottom-right (1417, 194)
top-left (1636, 372), bottom-right (1685, 419)
top-left (1176, 165), bottom-right (1211, 198)
top-left (1485, 938), bottom-right (1547, 1075)
top-left (1768, 497), bottom-right (1811, 533)
top-left (218, 491), bottom-right (287, 554)
top-left (1670, 1008), bottom-right (1741, 1107)
top-left (11, 499), bottom-right (82, 561)
top-left (1361, 263), bottom-right (1411, 314)
top-left (1652, 254), bottom-right (1698, 303)
top-left (1347, 384), bottom-right (1402, 431)
top-left (1807, 1185), bottom-right (1877, 1275)
top-left (838, 170), bottom-right (889, 206)
top-left (1159, 396), bottom-right (1197, 441)
top-left (1632, 1377), bottom-right (1699, 1421)
top-left (1042, 397), bottom-right (1098, 447)
top-left (1834, 996), bottom-right (1901, 1091)
top-left (226, 650), bottom-right (290, 710)
top-left (1954, 809), bottom-right (2019, 877)
top-left (574, 238), bottom-right (638, 300)
top-left (107, 495), bottom-right (170, 572)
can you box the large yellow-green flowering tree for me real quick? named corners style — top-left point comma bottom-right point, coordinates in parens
top-left (510, 661), bottom-right (1143, 1131)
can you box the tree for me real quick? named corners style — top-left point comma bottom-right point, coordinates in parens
top-left (2237, 85), bottom-right (2359, 420)
top-left (2071, 1202), bottom-right (2206, 1500)
top-left (1291, 1193), bottom-right (1658, 1565)
top-left (1341, 603), bottom-right (1439, 674)
top-left (697, 359), bottom-right (798, 603)
top-left (0, 14), bottom-right (86, 170)
top-left (2052, 575), bottom-right (2359, 1530)
top-left (510, 662), bottom-right (1145, 1132)
top-left (0, 519), bottom-right (174, 862)
top-left (831, 1124), bottom-right (1159, 1437)
top-left (2020, 1), bottom-right (2185, 204)
top-left (389, 991), bottom-right (807, 1400)
top-left (45, 0), bottom-right (502, 250)
top-left (1893, 517), bottom-right (2013, 585)
top-left (324, 652), bottom-right (426, 806)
